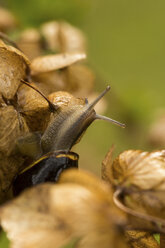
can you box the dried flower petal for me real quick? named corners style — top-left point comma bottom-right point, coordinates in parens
top-left (0, 106), bottom-right (29, 156)
top-left (17, 84), bottom-right (50, 132)
top-left (17, 28), bottom-right (42, 60)
top-left (40, 21), bottom-right (60, 51)
top-left (64, 64), bottom-right (95, 97)
top-left (0, 7), bottom-right (16, 32)
top-left (31, 53), bottom-right (86, 75)
top-left (110, 150), bottom-right (165, 190)
top-left (0, 170), bottom-right (127, 248)
top-left (0, 40), bottom-right (30, 99)
top-left (59, 21), bottom-right (86, 53)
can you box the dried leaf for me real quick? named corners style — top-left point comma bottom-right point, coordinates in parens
top-left (31, 53), bottom-right (86, 75)
top-left (0, 169), bottom-right (127, 248)
top-left (0, 40), bottom-right (30, 99)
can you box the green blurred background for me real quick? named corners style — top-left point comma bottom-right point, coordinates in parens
top-left (0, 0), bottom-right (165, 246)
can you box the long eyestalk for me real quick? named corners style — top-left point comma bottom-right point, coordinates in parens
top-left (95, 114), bottom-right (125, 128)
top-left (87, 86), bottom-right (111, 110)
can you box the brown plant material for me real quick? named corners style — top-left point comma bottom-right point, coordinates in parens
top-left (109, 149), bottom-right (165, 190)
top-left (17, 28), bottom-right (43, 60)
top-left (0, 105), bottom-right (29, 156)
top-left (31, 52), bottom-right (86, 75)
top-left (59, 21), bottom-right (86, 53)
top-left (126, 231), bottom-right (159, 248)
top-left (64, 64), bottom-right (95, 97)
top-left (0, 169), bottom-right (127, 248)
top-left (148, 112), bottom-right (165, 148)
top-left (0, 155), bottom-right (24, 203)
top-left (41, 21), bottom-right (86, 53)
top-left (17, 83), bottom-right (50, 132)
top-left (102, 148), bottom-right (165, 233)
top-left (0, 7), bottom-right (16, 32)
top-left (0, 39), bottom-right (30, 99)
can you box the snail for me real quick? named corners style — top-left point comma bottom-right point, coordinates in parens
top-left (13, 80), bottom-right (125, 195)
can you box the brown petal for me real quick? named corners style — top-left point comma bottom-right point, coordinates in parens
top-left (32, 70), bottom-right (66, 96)
top-left (40, 21), bottom-right (60, 51)
top-left (17, 28), bottom-right (42, 60)
top-left (31, 52), bottom-right (86, 75)
top-left (148, 112), bottom-right (165, 147)
top-left (0, 40), bottom-right (30, 99)
top-left (0, 170), bottom-right (127, 248)
top-left (64, 64), bottom-right (95, 97)
top-left (0, 154), bottom-right (24, 203)
top-left (0, 105), bottom-right (29, 156)
top-left (0, 7), bottom-right (16, 32)
top-left (59, 21), bottom-right (86, 53)
top-left (110, 150), bottom-right (165, 190)
top-left (17, 84), bottom-right (50, 132)
top-left (48, 91), bottom-right (85, 108)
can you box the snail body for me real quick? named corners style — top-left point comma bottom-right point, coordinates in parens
top-left (14, 82), bottom-right (125, 195)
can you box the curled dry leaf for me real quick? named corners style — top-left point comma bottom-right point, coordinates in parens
top-left (40, 21), bottom-right (86, 53)
top-left (0, 40), bottom-right (30, 99)
top-left (31, 52), bottom-right (86, 75)
top-left (126, 231), bottom-right (159, 248)
top-left (0, 169), bottom-right (127, 248)
top-left (0, 7), bottom-right (16, 32)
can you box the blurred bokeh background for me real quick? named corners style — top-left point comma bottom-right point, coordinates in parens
top-left (0, 0), bottom-right (165, 246)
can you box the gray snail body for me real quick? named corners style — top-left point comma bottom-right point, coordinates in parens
top-left (17, 82), bottom-right (125, 159)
